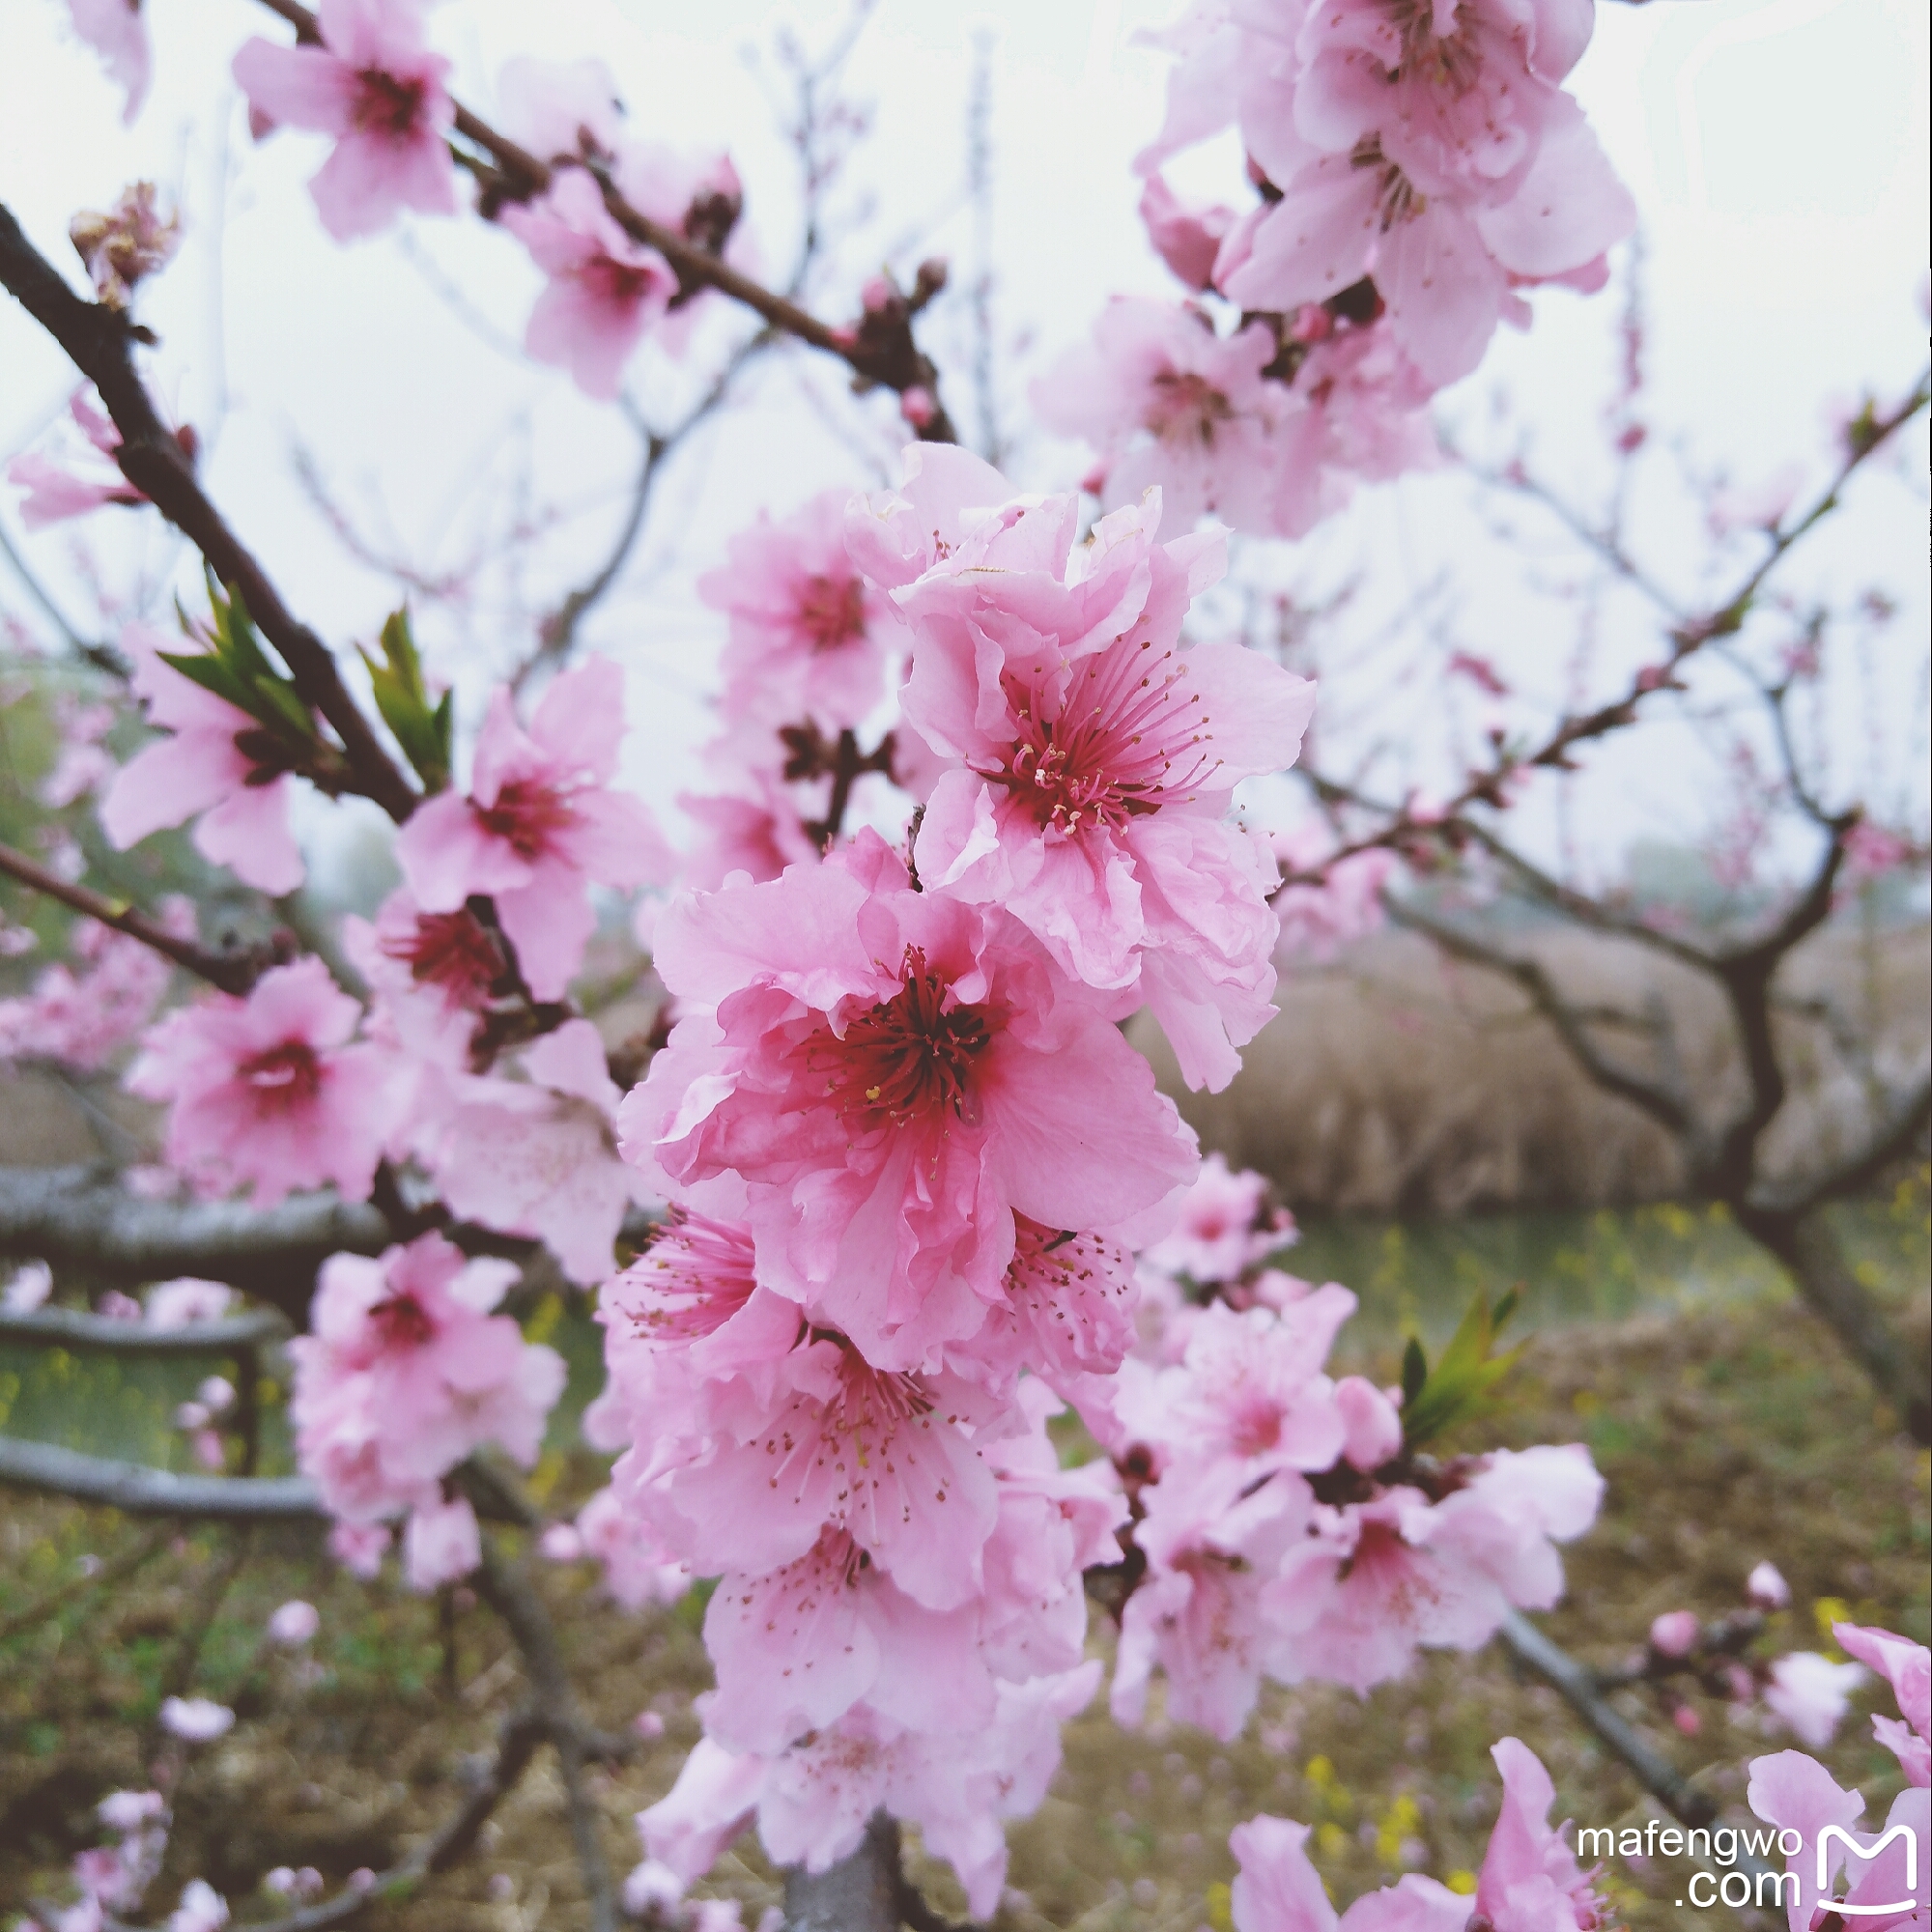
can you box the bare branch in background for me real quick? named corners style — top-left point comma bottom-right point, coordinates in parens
top-left (1286, 367), bottom-right (1930, 890)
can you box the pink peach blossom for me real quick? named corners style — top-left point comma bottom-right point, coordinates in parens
top-left (288, 1231), bottom-right (564, 1525)
top-left (1765, 1651), bottom-right (1866, 1748)
top-left (231, 0), bottom-right (457, 242)
top-left (1474, 1737), bottom-right (1611, 1931)
top-left (394, 658), bottom-right (673, 1002)
top-left (698, 491), bottom-right (901, 732)
top-left (0, 907), bottom-right (185, 1073)
top-left (422, 1018), bottom-right (648, 1284)
top-left (100, 625), bottom-right (305, 896)
top-left (866, 456), bottom-right (1313, 1089)
top-left (8, 391), bottom-right (145, 528)
top-left (403, 1491), bottom-right (481, 1590)
top-left (1649, 1609), bottom-right (1700, 1659)
top-left (619, 835), bottom-right (1198, 1368)
top-left (1834, 1622), bottom-right (1930, 1787)
top-left (500, 168), bottom-right (676, 399)
top-left (127, 958), bottom-right (393, 1207)
top-left (1140, 173), bottom-right (1241, 292)
top-left (1034, 299), bottom-right (1286, 531)
top-left (66, 0), bottom-right (151, 123)
top-left (1230, 1813), bottom-right (1470, 1930)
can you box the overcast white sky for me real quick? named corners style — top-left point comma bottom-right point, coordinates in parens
top-left (2, 0), bottom-right (1926, 885)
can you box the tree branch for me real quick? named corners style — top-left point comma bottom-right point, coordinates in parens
top-left (1496, 1611), bottom-right (1789, 1892)
top-left (1381, 895), bottom-right (1699, 1145)
top-left (102, 1705), bottom-right (552, 1932)
top-left (0, 1165), bottom-right (388, 1315)
top-left (0, 839), bottom-right (271, 995)
top-left (0, 203), bottom-right (418, 822)
top-left (1753, 1074), bottom-right (1932, 1217)
top-left (0, 1435), bottom-right (323, 1519)
top-left (0, 1302), bottom-right (288, 1356)
top-left (247, 0), bottom-right (957, 441)
top-left (1281, 368), bottom-right (1930, 892)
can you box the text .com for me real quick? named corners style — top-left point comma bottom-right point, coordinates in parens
top-left (1577, 1819), bottom-right (1922, 1914)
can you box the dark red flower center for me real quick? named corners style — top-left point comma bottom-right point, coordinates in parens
top-left (239, 1039), bottom-right (322, 1107)
top-left (474, 778), bottom-right (577, 859)
top-left (1147, 369), bottom-right (1234, 446)
top-left (794, 572), bottom-right (869, 653)
top-left (382, 908), bottom-right (503, 1006)
top-left (989, 641), bottom-right (1220, 836)
top-left (367, 1292), bottom-right (436, 1352)
top-left (812, 946), bottom-right (991, 1125)
top-left (353, 68), bottom-right (429, 141)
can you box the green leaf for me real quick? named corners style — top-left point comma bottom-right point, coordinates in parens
top-left (156, 647), bottom-right (256, 718)
top-left (1401, 1337), bottom-right (1428, 1411)
top-left (360, 606), bottom-right (450, 789)
top-left (1399, 1285), bottom-right (1528, 1452)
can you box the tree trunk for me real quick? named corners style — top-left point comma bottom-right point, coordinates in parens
top-left (1738, 1203), bottom-right (1930, 1445)
top-left (783, 1813), bottom-right (903, 1932)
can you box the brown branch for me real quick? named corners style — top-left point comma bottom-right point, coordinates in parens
top-left (1754, 1074), bottom-right (1932, 1217)
top-left (247, 0), bottom-right (957, 441)
top-left (1382, 895), bottom-right (1699, 1145)
top-left (0, 839), bottom-right (271, 995)
top-left (0, 204), bottom-right (418, 822)
top-left (99, 1705), bottom-right (551, 1932)
top-left (471, 1536), bottom-right (623, 1932)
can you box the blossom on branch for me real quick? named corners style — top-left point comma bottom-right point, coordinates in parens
top-left (1229, 1737), bottom-right (1611, 1930)
top-left (100, 625), bottom-right (305, 896)
top-left (500, 168), bottom-right (676, 400)
top-left (8, 391), bottom-right (146, 530)
top-left (289, 1231), bottom-right (564, 1580)
top-left (232, 0), bottom-right (458, 242)
top-left (618, 833), bottom-right (1199, 1368)
top-left (699, 490), bottom-right (901, 733)
top-left (395, 657), bottom-right (673, 1002)
top-left (858, 448), bottom-right (1314, 1089)
top-left (128, 957), bottom-right (395, 1207)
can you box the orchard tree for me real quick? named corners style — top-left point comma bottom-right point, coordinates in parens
top-left (0, 0), bottom-right (1925, 1927)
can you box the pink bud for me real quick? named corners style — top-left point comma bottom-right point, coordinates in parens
top-left (861, 274), bottom-right (895, 313)
top-left (267, 1599), bottom-right (320, 1646)
top-left (1671, 1703), bottom-right (1702, 1737)
top-left (538, 1522), bottom-right (584, 1563)
top-left (1335, 1376), bottom-right (1404, 1471)
top-left (1289, 303), bottom-right (1332, 344)
top-left (1649, 1610), bottom-right (1700, 1658)
top-left (1745, 1561), bottom-right (1790, 1611)
top-left (635, 1708), bottom-right (667, 1739)
top-left (899, 385), bottom-right (937, 429)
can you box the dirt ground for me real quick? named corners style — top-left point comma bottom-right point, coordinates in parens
top-left (3, 1188), bottom-right (1927, 1930)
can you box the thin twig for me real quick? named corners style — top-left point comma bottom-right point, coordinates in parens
top-left (0, 838), bottom-right (270, 994)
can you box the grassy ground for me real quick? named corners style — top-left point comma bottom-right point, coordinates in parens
top-left (2, 1183), bottom-right (1926, 1930)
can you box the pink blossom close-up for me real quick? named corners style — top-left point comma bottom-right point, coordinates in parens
top-left (500, 167), bottom-right (677, 400)
top-left (99, 625), bottom-right (306, 896)
top-left (231, 0), bottom-right (457, 241)
top-left (395, 657), bottom-right (674, 1002)
top-left (126, 957), bottom-right (394, 1207)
